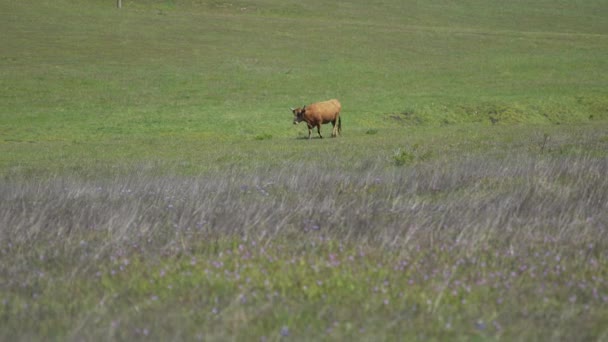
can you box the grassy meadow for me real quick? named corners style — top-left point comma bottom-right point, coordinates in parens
top-left (1, 0), bottom-right (608, 340)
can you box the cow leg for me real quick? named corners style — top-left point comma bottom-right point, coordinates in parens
top-left (331, 121), bottom-right (337, 137)
top-left (317, 125), bottom-right (323, 139)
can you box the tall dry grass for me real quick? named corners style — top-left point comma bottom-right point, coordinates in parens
top-left (2, 152), bottom-right (606, 263)
top-left (1, 151), bottom-right (607, 340)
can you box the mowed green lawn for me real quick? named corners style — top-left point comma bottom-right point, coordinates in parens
top-left (1, 1), bottom-right (608, 340)
top-left (1, 0), bottom-right (607, 174)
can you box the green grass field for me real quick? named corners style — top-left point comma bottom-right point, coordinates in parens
top-left (1, 0), bottom-right (608, 340)
top-left (2, 0), bottom-right (607, 173)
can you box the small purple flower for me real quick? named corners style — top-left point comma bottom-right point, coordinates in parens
top-left (475, 320), bottom-right (486, 331)
top-left (493, 320), bottom-right (502, 331)
top-left (280, 326), bottom-right (289, 337)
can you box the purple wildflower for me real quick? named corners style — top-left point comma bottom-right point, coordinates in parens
top-left (475, 320), bottom-right (486, 331)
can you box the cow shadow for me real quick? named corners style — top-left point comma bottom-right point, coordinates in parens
top-left (295, 136), bottom-right (325, 140)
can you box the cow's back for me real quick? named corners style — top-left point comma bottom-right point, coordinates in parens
top-left (308, 99), bottom-right (341, 117)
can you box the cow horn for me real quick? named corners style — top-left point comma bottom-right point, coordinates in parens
top-left (290, 107), bottom-right (295, 111)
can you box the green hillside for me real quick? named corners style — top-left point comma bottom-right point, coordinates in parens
top-left (2, 0), bottom-right (607, 156)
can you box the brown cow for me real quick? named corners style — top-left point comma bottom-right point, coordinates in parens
top-left (291, 99), bottom-right (342, 139)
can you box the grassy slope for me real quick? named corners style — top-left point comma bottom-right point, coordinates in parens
top-left (1, 0), bottom-right (607, 174)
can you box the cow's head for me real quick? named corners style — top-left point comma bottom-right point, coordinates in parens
top-left (291, 106), bottom-right (306, 125)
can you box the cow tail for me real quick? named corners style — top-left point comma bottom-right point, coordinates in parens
top-left (338, 116), bottom-right (342, 135)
